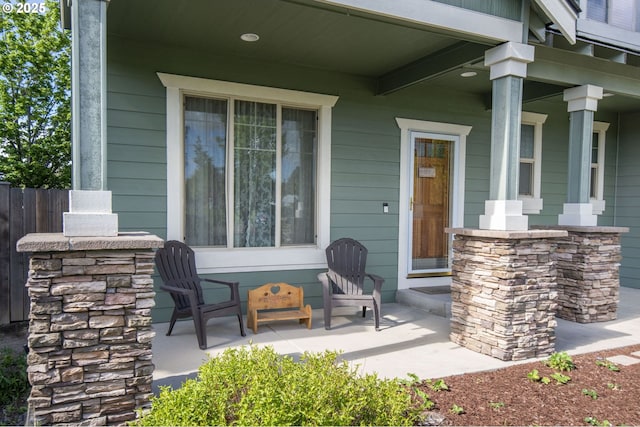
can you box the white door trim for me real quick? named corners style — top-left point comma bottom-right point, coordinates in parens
top-left (395, 118), bottom-right (472, 290)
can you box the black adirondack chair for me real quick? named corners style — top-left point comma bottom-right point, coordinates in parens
top-left (318, 237), bottom-right (384, 330)
top-left (154, 240), bottom-right (246, 349)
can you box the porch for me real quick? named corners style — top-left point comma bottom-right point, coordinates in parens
top-left (151, 286), bottom-right (640, 392)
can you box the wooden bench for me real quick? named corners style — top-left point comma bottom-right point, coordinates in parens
top-left (247, 283), bottom-right (312, 333)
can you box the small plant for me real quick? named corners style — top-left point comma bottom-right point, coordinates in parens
top-left (596, 358), bottom-right (621, 372)
top-left (545, 351), bottom-right (575, 372)
top-left (607, 382), bottom-right (621, 390)
top-left (428, 378), bottom-right (449, 392)
top-left (582, 388), bottom-right (598, 399)
top-left (527, 369), bottom-right (541, 382)
top-left (0, 346), bottom-right (30, 426)
top-left (585, 416), bottom-right (612, 426)
top-left (0, 347), bottom-right (29, 407)
top-left (550, 372), bottom-right (571, 385)
top-left (489, 401), bottom-right (505, 411)
top-left (527, 369), bottom-right (551, 384)
top-left (450, 404), bottom-right (465, 415)
top-left (400, 373), bottom-right (436, 413)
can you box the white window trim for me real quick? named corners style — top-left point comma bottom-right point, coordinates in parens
top-left (591, 121), bottom-right (609, 215)
top-left (518, 111), bottom-right (547, 214)
top-left (158, 72), bottom-right (338, 273)
top-left (577, 0), bottom-right (640, 52)
top-left (395, 118), bottom-right (471, 290)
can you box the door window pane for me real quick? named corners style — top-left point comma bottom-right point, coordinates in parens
top-left (411, 138), bottom-right (451, 271)
top-left (234, 101), bottom-right (277, 247)
top-left (281, 108), bottom-right (317, 245)
top-left (184, 96), bottom-right (228, 246)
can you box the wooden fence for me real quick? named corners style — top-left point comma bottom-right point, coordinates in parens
top-left (0, 182), bottom-right (69, 324)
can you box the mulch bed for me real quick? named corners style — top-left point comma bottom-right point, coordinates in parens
top-left (416, 344), bottom-right (640, 426)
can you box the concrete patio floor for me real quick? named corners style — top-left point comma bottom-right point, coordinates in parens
top-left (152, 286), bottom-right (640, 392)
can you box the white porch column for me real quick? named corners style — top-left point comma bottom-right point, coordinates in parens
top-left (558, 85), bottom-right (603, 226)
top-left (64, 0), bottom-right (118, 237)
top-left (479, 42), bottom-right (534, 231)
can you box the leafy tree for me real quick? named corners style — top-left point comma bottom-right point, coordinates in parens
top-left (0, 0), bottom-right (71, 188)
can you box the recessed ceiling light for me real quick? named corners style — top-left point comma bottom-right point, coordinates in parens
top-left (603, 92), bottom-right (615, 97)
top-left (240, 33), bottom-right (260, 42)
top-left (460, 71), bottom-right (477, 78)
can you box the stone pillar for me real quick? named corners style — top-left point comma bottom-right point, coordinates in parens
top-left (446, 228), bottom-right (567, 361)
top-left (17, 232), bottom-right (163, 426)
top-left (479, 42), bottom-right (534, 231)
top-left (534, 226), bottom-right (629, 323)
top-left (559, 85), bottom-right (603, 226)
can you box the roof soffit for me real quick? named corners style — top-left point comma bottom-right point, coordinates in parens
top-left (311, 0), bottom-right (523, 43)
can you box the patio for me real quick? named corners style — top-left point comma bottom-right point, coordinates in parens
top-left (152, 286), bottom-right (640, 393)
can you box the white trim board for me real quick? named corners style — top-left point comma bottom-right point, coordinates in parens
top-left (395, 118), bottom-right (472, 290)
top-left (158, 72), bottom-right (338, 273)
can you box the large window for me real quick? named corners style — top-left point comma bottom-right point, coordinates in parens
top-left (159, 73), bottom-right (338, 273)
top-left (518, 112), bottom-right (547, 214)
top-left (184, 97), bottom-right (317, 249)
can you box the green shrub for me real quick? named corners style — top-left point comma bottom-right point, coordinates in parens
top-left (133, 345), bottom-right (430, 426)
top-left (0, 347), bottom-right (29, 407)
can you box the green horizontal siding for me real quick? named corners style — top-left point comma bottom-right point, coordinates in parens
top-left (106, 34), bottom-right (635, 322)
top-left (616, 112), bottom-right (640, 289)
top-left (107, 50), bottom-right (167, 241)
top-left (108, 127), bottom-right (165, 148)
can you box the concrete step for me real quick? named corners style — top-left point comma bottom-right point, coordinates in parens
top-left (396, 289), bottom-right (452, 318)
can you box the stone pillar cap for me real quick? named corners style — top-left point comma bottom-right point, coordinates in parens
top-left (446, 227), bottom-right (568, 239)
top-left (17, 232), bottom-right (164, 253)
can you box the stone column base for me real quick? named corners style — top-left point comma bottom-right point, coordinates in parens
top-left (446, 228), bottom-right (566, 361)
top-left (534, 225), bottom-right (629, 323)
top-left (17, 232), bottom-right (163, 426)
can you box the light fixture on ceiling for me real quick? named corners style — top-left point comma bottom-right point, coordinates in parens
top-left (460, 71), bottom-right (477, 78)
top-left (603, 92), bottom-right (615, 97)
top-left (240, 33), bottom-right (260, 42)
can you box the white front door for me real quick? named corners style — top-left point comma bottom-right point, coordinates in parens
top-left (395, 119), bottom-right (471, 290)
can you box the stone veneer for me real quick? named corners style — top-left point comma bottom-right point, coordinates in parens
top-left (16, 232), bottom-right (163, 426)
top-left (534, 226), bottom-right (629, 323)
top-left (446, 228), bottom-right (567, 361)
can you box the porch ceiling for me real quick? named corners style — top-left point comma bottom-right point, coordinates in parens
top-left (106, 0), bottom-right (475, 78)
top-left (106, 0), bottom-right (640, 115)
